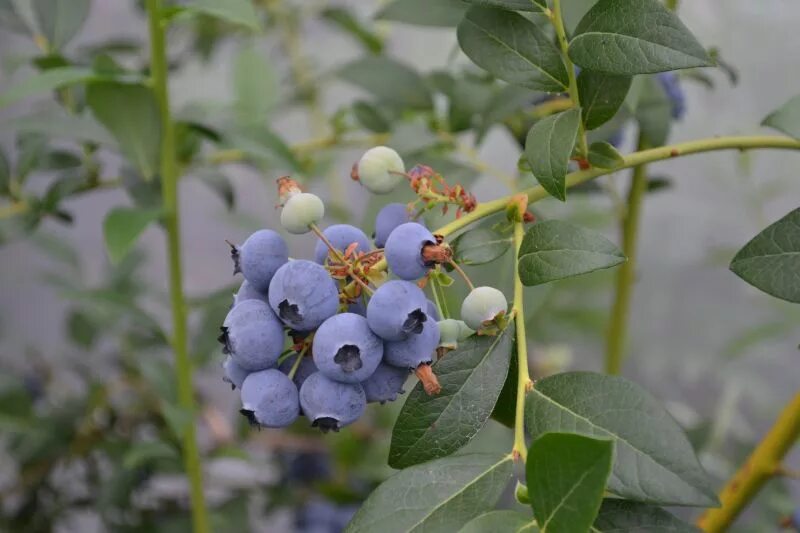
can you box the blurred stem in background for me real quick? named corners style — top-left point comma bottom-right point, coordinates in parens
top-left (697, 392), bottom-right (800, 532)
top-left (145, 1), bottom-right (210, 532)
top-left (604, 135), bottom-right (649, 375)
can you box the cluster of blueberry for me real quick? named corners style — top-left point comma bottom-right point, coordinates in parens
top-left (219, 147), bottom-right (508, 433)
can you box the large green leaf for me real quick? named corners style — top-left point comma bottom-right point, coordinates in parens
top-left (518, 220), bottom-right (625, 286)
top-left (377, 0), bottom-right (466, 27)
top-left (389, 323), bottom-right (515, 469)
top-left (729, 207), bottom-right (800, 303)
top-left (524, 108), bottom-right (581, 201)
top-left (32, 0), bottom-right (90, 50)
top-left (762, 93), bottom-right (800, 140)
top-left (527, 433), bottom-right (613, 533)
top-left (346, 454), bottom-right (514, 533)
top-left (103, 207), bottom-right (162, 264)
top-left (525, 372), bottom-right (718, 506)
top-left (6, 106), bottom-right (115, 145)
top-left (233, 42), bottom-right (278, 128)
top-left (87, 82), bottom-right (162, 180)
top-left (182, 0), bottom-right (260, 30)
top-left (457, 7), bottom-right (568, 92)
top-left (0, 67), bottom-right (97, 109)
top-left (452, 226), bottom-right (513, 265)
top-left (568, 0), bottom-right (712, 75)
top-left (464, 0), bottom-right (545, 11)
top-left (592, 500), bottom-right (699, 532)
top-left (459, 510), bottom-right (533, 533)
top-left (338, 56), bottom-right (432, 110)
top-left (577, 70), bottom-right (631, 130)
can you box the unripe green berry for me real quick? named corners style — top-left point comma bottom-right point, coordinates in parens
top-left (280, 192), bottom-right (324, 234)
top-left (438, 319), bottom-right (462, 349)
top-left (357, 146), bottom-right (405, 194)
top-left (460, 286), bottom-right (508, 331)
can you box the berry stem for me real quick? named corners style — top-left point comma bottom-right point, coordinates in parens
top-left (511, 221), bottom-right (533, 462)
top-left (145, 2), bottom-right (210, 533)
top-left (448, 258), bottom-right (475, 291)
top-left (276, 348), bottom-right (297, 365)
top-left (429, 273), bottom-right (450, 320)
top-left (605, 134), bottom-right (649, 375)
top-left (287, 345), bottom-right (309, 380)
top-left (549, 0), bottom-right (588, 157)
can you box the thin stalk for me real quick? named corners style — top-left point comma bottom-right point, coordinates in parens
top-left (511, 222), bottom-right (533, 461)
top-left (697, 392), bottom-right (800, 532)
top-left (287, 345), bottom-right (309, 380)
top-left (145, 2), bottom-right (209, 532)
top-left (550, 0), bottom-right (588, 156)
top-left (429, 272), bottom-right (450, 319)
top-left (448, 259), bottom-right (475, 291)
top-left (435, 135), bottom-right (800, 238)
top-left (605, 135), bottom-right (648, 374)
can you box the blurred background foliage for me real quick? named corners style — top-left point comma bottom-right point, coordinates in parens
top-left (0, 0), bottom-right (798, 531)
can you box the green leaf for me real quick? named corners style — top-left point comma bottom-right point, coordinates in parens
top-left (182, 0), bottom-right (260, 30)
top-left (452, 227), bottom-right (512, 265)
top-left (87, 82), bottom-right (162, 180)
top-left (457, 7), bottom-right (568, 92)
top-left (459, 510), bottom-right (533, 533)
top-left (729, 207), bottom-right (800, 303)
top-left (0, 66), bottom-right (96, 109)
top-left (490, 337), bottom-right (517, 427)
top-left (464, 0), bottom-right (545, 12)
top-left (32, 0), bottom-right (90, 50)
top-left (592, 500), bottom-right (699, 532)
top-left (762, 93), bottom-right (800, 140)
top-left (337, 56), bottom-right (432, 110)
top-left (568, 0), bottom-right (712, 75)
top-left (525, 372), bottom-right (719, 506)
top-left (377, 0), bottom-right (466, 27)
top-left (123, 440), bottom-right (179, 470)
top-left (321, 8), bottom-right (384, 55)
top-left (389, 323), bottom-right (515, 469)
top-left (527, 433), bottom-right (613, 533)
top-left (634, 75), bottom-right (673, 147)
top-left (577, 70), bottom-right (632, 130)
top-left (233, 42), bottom-right (278, 128)
top-left (352, 101), bottom-right (392, 133)
top-left (5, 106), bottom-right (116, 145)
top-left (345, 453), bottom-right (514, 533)
top-left (518, 220), bottom-right (625, 286)
top-left (103, 207), bottom-right (162, 264)
top-left (587, 141), bottom-right (623, 169)
top-left (66, 309), bottom-right (97, 348)
top-left (524, 108), bottom-right (581, 201)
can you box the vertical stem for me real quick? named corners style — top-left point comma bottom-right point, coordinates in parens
top-left (145, 3), bottom-right (210, 532)
top-left (605, 135), bottom-right (648, 375)
top-left (512, 221), bottom-right (533, 461)
top-left (697, 392), bottom-right (800, 532)
top-left (430, 273), bottom-right (450, 320)
top-left (550, 0), bottom-right (588, 156)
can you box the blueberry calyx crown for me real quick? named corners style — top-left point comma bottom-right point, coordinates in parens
top-left (278, 299), bottom-right (303, 324)
top-left (333, 344), bottom-right (363, 373)
top-left (402, 308), bottom-right (427, 335)
top-left (227, 241), bottom-right (242, 275)
top-left (312, 417), bottom-right (340, 433)
top-left (239, 409), bottom-right (260, 428)
top-left (217, 326), bottom-right (232, 355)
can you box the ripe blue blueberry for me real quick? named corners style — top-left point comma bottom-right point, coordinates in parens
top-left (366, 280), bottom-right (428, 341)
top-left (313, 313), bottom-right (383, 383)
top-left (361, 363), bottom-right (408, 403)
top-left (240, 369), bottom-right (300, 427)
top-left (657, 72), bottom-right (685, 119)
top-left (426, 299), bottom-right (440, 321)
top-left (374, 202), bottom-right (414, 248)
top-left (230, 229), bottom-right (289, 292)
top-left (220, 300), bottom-right (285, 371)
top-left (313, 224), bottom-right (371, 264)
top-left (384, 318), bottom-right (440, 369)
top-left (461, 286), bottom-right (508, 330)
top-left (268, 260), bottom-right (339, 331)
top-left (233, 279), bottom-right (269, 307)
top-left (279, 354), bottom-right (318, 390)
top-left (356, 146), bottom-right (405, 194)
top-left (299, 372), bottom-right (366, 432)
top-left (280, 192), bottom-right (325, 234)
top-left (384, 222), bottom-right (437, 280)
top-left (222, 355), bottom-right (249, 389)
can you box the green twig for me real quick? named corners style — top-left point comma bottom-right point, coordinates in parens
top-left (550, 0), bottom-right (588, 156)
top-left (430, 272), bottom-right (450, 320)
top-left (605, 135), bottom-right (649, 375)
top-left (145, 2), bottom-right (210, 532)
top-left (511, 221), bottom-right (533, 462)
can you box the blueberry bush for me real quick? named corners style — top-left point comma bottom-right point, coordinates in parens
top-left (1, 1), bottom-right (799, 532)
